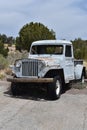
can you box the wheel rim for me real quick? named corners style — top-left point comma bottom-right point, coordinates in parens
top-left (56, 80), bottom-right (60, 96)
top-left (82, 75), bottom-right (85, 84)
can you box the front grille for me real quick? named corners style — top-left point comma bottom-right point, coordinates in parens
top-left (22, 59), bottom-right (39, 76)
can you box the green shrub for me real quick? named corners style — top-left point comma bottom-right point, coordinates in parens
top-left (0, 54), bottom-right (8, 70)
top-left (0, 41), bottom-right (8, 57)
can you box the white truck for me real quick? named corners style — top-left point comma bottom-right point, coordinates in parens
top-left (7, 40), bottom-right (86, 99)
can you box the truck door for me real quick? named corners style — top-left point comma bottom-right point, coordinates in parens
top-left (64, 45), bottom-right (74, 83)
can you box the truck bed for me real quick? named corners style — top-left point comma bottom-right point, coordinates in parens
top-left (74, 59), bottom-right (83, 66)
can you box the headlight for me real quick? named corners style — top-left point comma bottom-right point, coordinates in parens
top-left (15, 60), bottom-right (21, 68)
top-left (39, 61), bottom-right (46, 71)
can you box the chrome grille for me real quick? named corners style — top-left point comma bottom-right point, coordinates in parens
top-left (22, 59), bottom-right (39, 76)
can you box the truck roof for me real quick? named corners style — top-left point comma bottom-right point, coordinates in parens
top-left (32, 40), bottom-right (72, 46)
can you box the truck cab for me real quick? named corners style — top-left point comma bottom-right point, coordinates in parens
top-left (29, 40), bottom-right (81, 83)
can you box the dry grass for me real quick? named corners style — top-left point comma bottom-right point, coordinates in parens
top-left (0, 70), bottom-right (6, 80)
top-left (70, 82), bottom-right (87, 89)
top-left (0, 68), bottom-right (12, 80)
top-left (0, 50), bottom-right (28, 80)
top-left (7, 50), bottom-right (28, 65)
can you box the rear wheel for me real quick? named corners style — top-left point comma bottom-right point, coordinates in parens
top-left (81, 72), bottom-right (85, 84)
top-left (48, 76), bottom-right (62, 100)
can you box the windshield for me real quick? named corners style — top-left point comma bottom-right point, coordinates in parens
top-left (30, 45), bottom-right (63, 55)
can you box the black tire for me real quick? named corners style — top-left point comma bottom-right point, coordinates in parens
top-left (11, 82), bottom-right (20, 96)
top-left (47, 76), bottom-right (62, 100)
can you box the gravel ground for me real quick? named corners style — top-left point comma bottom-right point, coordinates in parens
top-left (0, 81), bottom-right (87, 130)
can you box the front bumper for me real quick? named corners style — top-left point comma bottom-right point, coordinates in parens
top-left (7, 76), bottom-right (53, 83)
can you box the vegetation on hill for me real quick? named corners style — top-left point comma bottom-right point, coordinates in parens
top-left (72, 38), bottom-right (87, 60)
top-left (0, 34), bottom-right (15, 57)
top-left (16, 22), bottom-right (56, 51)
top-left (0, 34), bottom-right (15, 45)
top-left (0, 40), bottom-right (9, 57)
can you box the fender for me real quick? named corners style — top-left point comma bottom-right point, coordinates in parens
top-left (74, 64), bottom-right (83, 80)
top-left (38, 65), bottom-right (62, 78)
top-left (44, 69), bottom-right (65, 84)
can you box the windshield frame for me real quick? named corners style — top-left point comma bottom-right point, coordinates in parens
top-left (30, 45), bottom-right (64, 55)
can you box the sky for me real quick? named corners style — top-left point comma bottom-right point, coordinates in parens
top-left (0, 0), bottom-right (87, 40)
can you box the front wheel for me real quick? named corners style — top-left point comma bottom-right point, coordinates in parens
top-left (47, 76), bottom-right (62, 100)
top-left (11, 82), bottom-right (21, 96)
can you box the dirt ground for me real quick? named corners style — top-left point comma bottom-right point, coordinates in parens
top-left (0, 81), bottom-right (87, 130)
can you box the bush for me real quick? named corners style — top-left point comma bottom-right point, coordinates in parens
top-left (0, 41), bottom-right (9, 57)
top-left (16, 22), bottom-right (56, 51)
top-left (7, 50), bottom-right (28, 65)
top-left (0, 54), bottom-right (8, 70)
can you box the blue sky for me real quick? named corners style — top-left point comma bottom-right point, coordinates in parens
top-left (0, 0), bottom-right (87, 40)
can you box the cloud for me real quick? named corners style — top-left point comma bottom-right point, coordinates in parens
top-left (0, 0), bottom-right (87, 40)
top-left (72, 0), bottom-right (87, 13)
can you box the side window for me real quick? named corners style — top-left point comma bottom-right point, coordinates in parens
top-left (65, 45), bottom-right (72, 57)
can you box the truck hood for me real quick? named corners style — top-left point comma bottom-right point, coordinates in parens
top-left (30, 56), bottom-right (62, 66)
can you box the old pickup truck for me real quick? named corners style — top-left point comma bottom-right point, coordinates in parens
top-left (7, 40), bottom-right (86, 99)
